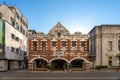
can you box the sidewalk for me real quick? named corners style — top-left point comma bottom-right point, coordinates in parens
top-left (90, 69), bottom-right (119, 72)
top-left (1, 69), bottom-right (120, 73)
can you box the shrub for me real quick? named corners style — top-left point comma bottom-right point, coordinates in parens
top-left (45, 64), bottom-right (51, 70)
top-left (67, 64), bottom-right (73, 70)
top-left (95, 66), bottom-right (108, 69)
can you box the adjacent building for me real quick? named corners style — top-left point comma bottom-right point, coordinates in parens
top-left (0, 4), bottom-right (28, 71)
top-left (89, 25), bottom-right (120, 68)
top-left (28, 22), bottom-right (91, 71)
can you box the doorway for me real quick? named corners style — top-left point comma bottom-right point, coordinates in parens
top-left (51, 59), bottom-right (67, 70)
top-left (71, 59), bottom-right (84, 68)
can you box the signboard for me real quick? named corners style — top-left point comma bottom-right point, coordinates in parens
top-left (0, 20), bottom-right (5, 58)
top-left (55, 51), bottom-right (64, 56)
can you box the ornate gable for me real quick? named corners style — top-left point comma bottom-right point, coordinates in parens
top-left (48, 22), bottom-right (70, 38)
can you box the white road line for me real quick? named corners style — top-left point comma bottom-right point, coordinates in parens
top-left (2, 77), bottom-right (120, 80)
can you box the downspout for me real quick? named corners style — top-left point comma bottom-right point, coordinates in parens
top-left (100, 26), bottom-right (103, 66)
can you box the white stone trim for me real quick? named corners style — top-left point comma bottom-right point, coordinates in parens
top-left (69, 57), bottom-right (90, 63)
top-left (30, 56), bottom-right (49, 62)
top-left (50, 57), bottom-right (68, 63)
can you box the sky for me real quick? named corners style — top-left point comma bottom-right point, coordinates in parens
top-left (0, 0), bottom-right (120, 34)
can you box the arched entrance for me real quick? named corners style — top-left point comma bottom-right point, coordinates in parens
top-left (32, 59), bottom-right (47, 70)
top-left (71, 59), bottom-right (84, 68)
top-left (51, 59), bottom-right (67, 70)
top-left (34, 59), bottom-right (47, 68)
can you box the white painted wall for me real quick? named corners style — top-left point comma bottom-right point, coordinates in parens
top-left (5, 22), bottom-right (27, 60)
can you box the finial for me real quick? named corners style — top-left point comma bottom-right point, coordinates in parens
top-left (57, 22), bottom-right (61, 24)
top-left (3, 1), bottom-right (6, 5)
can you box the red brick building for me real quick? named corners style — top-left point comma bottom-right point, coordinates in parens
top-left (28, 22), bottom-right (91, 71)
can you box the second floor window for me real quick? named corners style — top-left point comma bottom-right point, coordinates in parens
top-left (15, 37), bottom-right (19, 42)
top-left (10, 17), bottom-right (15, 26)
top-left (81, 41), bottom-right (85, 51)
top-left (62, 41), bottom-right (66, 47)
top-left (42, 41), bottom-right (46, 51)
top-left (11, 34), bottom-right (15, 39)
top-left (81, 41), bottom-right (85, 47)
top-left (72, 41), bottom-right (76, 47)
top-left (108, 41), bottom-right (112, 51)
top-left (11, 47), bottom-right (15, 52)
top-left (52, 41), bottom-right (56, 47)
top-left (33, 41), bottom-right (37, 51)
top-left (16, 48), bottom-right (19, 54)
top-left (118, 40), bottom-right (120, 51)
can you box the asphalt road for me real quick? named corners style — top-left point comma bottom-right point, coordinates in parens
top-left (0, 69), bottom-right (120, 80)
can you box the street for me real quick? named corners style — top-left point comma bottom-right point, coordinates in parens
top-left (0, 69), bottom-right (120, 80)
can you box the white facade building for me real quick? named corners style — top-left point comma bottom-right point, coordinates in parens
top-left (0, 4), bottom-right (28, 71)
top-left (89, 25), bottom-right (120, 68)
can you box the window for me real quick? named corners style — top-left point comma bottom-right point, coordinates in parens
top-left (62, 41), bottom-right (66, 47)
top-left (15, 37), bottom-right (19, 42)
top-left (25, 32), bottom-right (28, 37)
top-left (52, 41), bottom-right (56, 47)
top-left (20, 26), bottom-right (22, 33)
top-left (81, 41), bottom-right (85, 47)
top-left (16, 12), bottom-right (19, 19)
top-left (24, 51), bottom-right (27, 56)
top-left (10, 17), bottom-right (15, 26)
top-left (16, 48), bottom-right (19, 54)
top-left (20, 50), bottom-right (22, 54)
top-left (71, 41), bottom-right (76, 51)
top-left (11, 47), bottom-right (15, 52)
top-left (42, 41), bottom-right (46, 51)
top-left (81, 41), bottom-right (85, 51)
top-left (11, 34), bottom-right (15, 39)
top-left (16, 23), bottom-right (19, 30)
top-left (108, 41), bottom-right (112, 51)
top-left (20, 17), bottom-right (22, 23)
top-left (22, 29), bottom-right (25, 35)
top-left (118, 40), bottom-right (120, 51)
top-left (72, 41), bottom-right (76, 47)
top-left (57, 32), bottom-right (61, 37)
top-left (33, 41), bottom-right (37, 51)
top-left (22, 20), bottom-right (25, 26)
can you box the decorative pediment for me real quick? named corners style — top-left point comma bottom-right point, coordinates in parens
top-left (48, 22), bottom-right (70, 38)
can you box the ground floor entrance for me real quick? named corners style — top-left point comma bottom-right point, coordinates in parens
top-left (51, 59), bottom-right (67, 70)
top-left (30, 57), bottom-right (90, 71)
top-left (71, 59), bottom-right (84, 68)
top-left (35, 59), bottom-right (47, 68)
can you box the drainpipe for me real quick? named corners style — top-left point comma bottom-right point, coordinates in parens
top-left (100, 26), bottom-right (103, 66)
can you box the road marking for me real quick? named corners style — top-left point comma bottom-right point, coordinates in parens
top-left (2, 77), bottom-right (120, 80)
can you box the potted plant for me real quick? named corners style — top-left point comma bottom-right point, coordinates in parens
top-left (46, 64), bottom-right (51, 72)
top-left (67, 64), bottom-right (73, 72)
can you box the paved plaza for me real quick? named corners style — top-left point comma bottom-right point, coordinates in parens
top-left (0, 69), bottom-right (120, 80)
